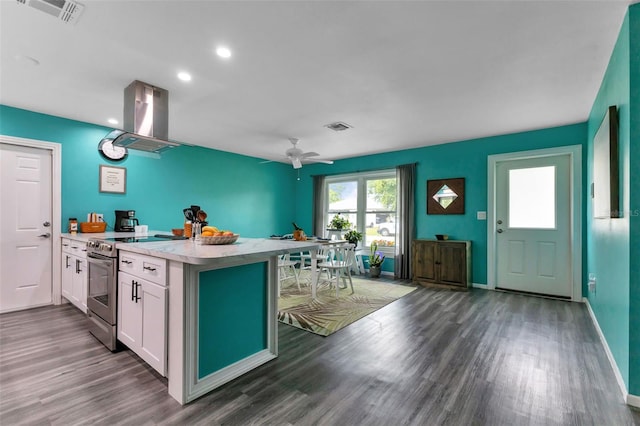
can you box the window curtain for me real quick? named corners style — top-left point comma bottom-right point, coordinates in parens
top-left (312, 175), bottom-right (325, 237)
top-left (395, 163), bottom-right (416, 279)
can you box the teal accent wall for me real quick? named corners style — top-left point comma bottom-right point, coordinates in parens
top-left (296, 123), bottom-right (586, 285)
top-left (629, 4), bottom-right (640, 396)
top-left (586, 3), bottom-right (640, 396)
top-left (197, 262), bottom-right (268, 378)
top-left (627, 3), bottom-right (640, 397)
top-left (0, 105), bottom-right (297, 236)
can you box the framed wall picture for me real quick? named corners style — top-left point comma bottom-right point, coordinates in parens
top-left (592, 105), bottom-right (619, 218)
top-left (427, 177), bottom-right (465, 215)
top-left (99, 165), bottom-right (127, 194)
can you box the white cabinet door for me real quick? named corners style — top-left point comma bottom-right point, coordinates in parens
top-left (70, 256), bottom-right (86, 312)
top-left (78, 258), bottom-right (87, 312)
top-left (117, 270), bottom-right (167, 375)
top-left (139, 280), bottom-right (167, 375)
top-left (117, 271), bottom-right (141, 349)
top-left (61, 252), bottom-right (73, 301)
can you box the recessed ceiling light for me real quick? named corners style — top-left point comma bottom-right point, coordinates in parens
top-left (177, 71), bottom-right (192, 81)
top-left (108, 118), bottom-right (119, 125)
top-left (216, 46), bottom-right (232, 59)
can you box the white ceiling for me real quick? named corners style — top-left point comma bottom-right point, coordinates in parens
top-left (0, 0), bottom-right (633, 164)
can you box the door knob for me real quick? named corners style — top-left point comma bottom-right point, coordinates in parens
top-left (497, 220), bottom-right (503, 225)
top-left (497, 229), bottom-right (504, 233)
top-left (43, 221), bottom-right (51, 227)
top-left (38, 233), bottom-right (51, 238)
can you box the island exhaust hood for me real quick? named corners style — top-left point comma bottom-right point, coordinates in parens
top-left (101, 80), bottom-right (180, 154)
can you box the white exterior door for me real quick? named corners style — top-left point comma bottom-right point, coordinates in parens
top-left (0, 143), bottom-right (53, 312)
top-left (495, 154), bottom-right (572, 298)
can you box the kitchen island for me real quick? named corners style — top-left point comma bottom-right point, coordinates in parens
top-left (114, 236), bottom-right (320, 404)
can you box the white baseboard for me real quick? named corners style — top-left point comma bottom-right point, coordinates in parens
top-left (627, 393), bottom-right (640, 408)
top-left (583, 298), bottom-right (631, 405)
top-left (472, 282), bottom-right (487, 289)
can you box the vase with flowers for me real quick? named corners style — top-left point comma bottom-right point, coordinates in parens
top-left (368, 241), bottom-right (385, 278)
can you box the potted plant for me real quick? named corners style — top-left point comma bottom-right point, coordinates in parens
top-left (343, 230), bottom-right (362, 247)
top-left (328, 213), bottom-right (352, 230)
top-left (368, 241), bottom-right (385, 278)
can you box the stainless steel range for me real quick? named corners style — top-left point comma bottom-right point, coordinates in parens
top-left (86, 238), bottom-right (119, 351)
top-left (86, 234), bottom-right (187, 350)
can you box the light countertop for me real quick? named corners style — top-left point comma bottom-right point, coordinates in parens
top-left (118, 237), bottom-right (321, 265)
top-left (61, 232), bottom-right (321, 265)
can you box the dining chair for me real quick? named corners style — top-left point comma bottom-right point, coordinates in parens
top-left (317, 244), bottom-right (355, 297)
top-left (278, 253), bottom-right (301, 292)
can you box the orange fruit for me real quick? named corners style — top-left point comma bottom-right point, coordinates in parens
top-left (201, 231), bottom-right (214, 237)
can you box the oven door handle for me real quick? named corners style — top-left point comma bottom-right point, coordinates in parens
top-left (87, 254), bottom-right (115, 267)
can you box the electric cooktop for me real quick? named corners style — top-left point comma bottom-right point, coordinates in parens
top-left (108, 234), bottom-right (188, 243)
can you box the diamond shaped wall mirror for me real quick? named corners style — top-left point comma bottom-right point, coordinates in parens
top-left (433, 184), bottom-right (458, 209)
top-left (427, 178), bottom-right (465, 215)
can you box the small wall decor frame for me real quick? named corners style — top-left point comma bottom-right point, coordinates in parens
top-left (99, 164), bottom-right (127, 194)
top-left (427, 177), bottom-right (465, 215)
top-left (592, 105), bottom-right (619, 218)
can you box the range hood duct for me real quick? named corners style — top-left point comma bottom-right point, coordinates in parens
top-left (103, 80), bottom-right (180, 154)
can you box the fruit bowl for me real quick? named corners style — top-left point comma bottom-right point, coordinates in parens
top-left (200, 234), bottom-right (239, 245)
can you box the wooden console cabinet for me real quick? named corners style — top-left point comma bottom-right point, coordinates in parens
top-left (412, 240), bottom-right (471, 289)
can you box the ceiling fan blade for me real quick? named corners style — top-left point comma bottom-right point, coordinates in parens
top-left (259, 159), bottom-right (276, 164)
top-left (300, 151), bottom-right (319, 158)
top-left (301, 158), bottom-right (334, 165)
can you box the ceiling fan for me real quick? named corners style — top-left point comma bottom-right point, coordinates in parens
top-left (262, 138), bottom-right (334, 169)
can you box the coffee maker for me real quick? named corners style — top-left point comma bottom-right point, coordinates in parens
top-left (114, 210), bottom-right (139, 232)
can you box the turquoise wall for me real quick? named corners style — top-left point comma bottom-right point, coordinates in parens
top-left (627, 4), bottom-right (640, 397)
top-left (198, 262), bottom-right (268, 378)
top-left (0, 105), bottom-right (297, 236)
top-left (296, 123), bottom-right (587, 285)
top-left (586, 4), bottom-right (640, 395)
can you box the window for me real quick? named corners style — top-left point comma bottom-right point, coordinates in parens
top-left (508, 166), bottom-right (556, 229)
top-left (324, 169), bottom-right (397, 252)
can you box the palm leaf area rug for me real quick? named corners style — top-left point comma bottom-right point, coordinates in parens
top-left (277, 270), bottom-right (417, 336)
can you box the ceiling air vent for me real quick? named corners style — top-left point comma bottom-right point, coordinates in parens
top-left (324, 121), bottom-right (353, 132)
top-left (17, 0), bottom-right (85, 25)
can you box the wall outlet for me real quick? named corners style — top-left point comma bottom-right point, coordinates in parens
top-left (477, 211), bottom-right (487, 220)
top-left (588, 273), bottom-right (596, 293)
top-left (96, 213), bottom-right (104, 222)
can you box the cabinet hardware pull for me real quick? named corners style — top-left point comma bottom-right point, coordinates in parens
top-left (135, 282), bottom-right (141, 303)
top-left (66, 255), bottom-right (70, 268)
top-left (143, 266), bottom-right (157, 272)
top-left (131, 280), bottom-right (135, 301)
top-left (75, 259), bottom-right (80, 273)
top-left (122, 260), bottom-right (132, 264)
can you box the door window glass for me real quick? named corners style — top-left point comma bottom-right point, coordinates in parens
top-left (509, 166), bottom-right (556, 229)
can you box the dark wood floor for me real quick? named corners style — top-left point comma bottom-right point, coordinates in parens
top-left (1, 285), bottom-right (639, 425)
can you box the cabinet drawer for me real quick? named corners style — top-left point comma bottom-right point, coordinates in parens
top-left (118, 251), bottom-right (167, 286)
top-left (61, 238), bottom-right (72, 253)
top-left (65, 238), bottom-right (87, 258)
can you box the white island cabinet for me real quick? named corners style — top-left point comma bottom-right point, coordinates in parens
top-left (117, 251), bottom-right (168, 376)
top-left (117, 237), bottom-right (321, 405)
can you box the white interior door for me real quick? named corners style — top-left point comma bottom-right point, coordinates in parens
top-left (495, 154), bottom-right (572, 298)
top-left (0, 143), bottom-right (53, 312)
